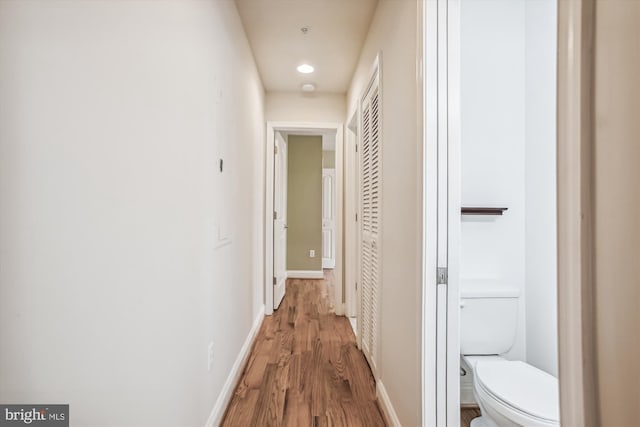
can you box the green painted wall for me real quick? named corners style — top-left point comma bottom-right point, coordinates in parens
top-left (287, 135), bottom-right (323, 271)
top-left (323, 150), bottom-right (335, 168)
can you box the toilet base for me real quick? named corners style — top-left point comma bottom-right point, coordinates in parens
top-left (470, 416), bottom-right (498, 427)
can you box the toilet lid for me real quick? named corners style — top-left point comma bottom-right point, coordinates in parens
top-left (476, 361), bottom-right (559, 422)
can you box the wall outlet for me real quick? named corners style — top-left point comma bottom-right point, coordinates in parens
top-left (207, 342), bottom-right (215, 371)
top-left (309, 249), bottom-right (315, 258)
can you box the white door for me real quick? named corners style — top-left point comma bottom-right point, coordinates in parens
top-left (322, 168), bottom-right (336, 269)
top-left (359, 65), bottom-right (381, 373)
top-left (273, 132), bottom-right (288, 310)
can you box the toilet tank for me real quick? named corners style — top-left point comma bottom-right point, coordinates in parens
top-left (460, 288), bottom-right (520, 355)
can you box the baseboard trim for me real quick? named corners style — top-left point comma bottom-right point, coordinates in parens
top-left (461, 382), bottom-right (477, 406)
top-left (377, 380), bottom-right (402, 427)
top-left (286, 270), bottom-right (324, 279)
top-left (205, 304), bottom-right (265, 427)
top-left (461, 403), bottom-right (480, 409)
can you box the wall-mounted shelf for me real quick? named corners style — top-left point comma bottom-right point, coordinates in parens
top-left (461, 207), bottom-right (508, 216)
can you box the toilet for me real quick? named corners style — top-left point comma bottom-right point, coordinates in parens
top-left (460, 288), bottom-right (559, 427)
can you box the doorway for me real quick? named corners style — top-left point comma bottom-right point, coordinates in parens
top-left (422, 1), bottom-right (562, 427)
top-left (264, 122), bottom-right (344, 315)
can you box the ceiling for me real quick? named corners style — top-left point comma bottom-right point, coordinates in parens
top-left (235, 0), bottom-right (379, 94)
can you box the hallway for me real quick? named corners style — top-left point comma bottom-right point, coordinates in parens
top-left (222, 272), bottom-right (387, 427)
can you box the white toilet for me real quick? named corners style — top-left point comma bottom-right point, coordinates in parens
top-left (460, 288), bottom-right (559, 427)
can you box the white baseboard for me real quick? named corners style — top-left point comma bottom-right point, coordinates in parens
top-left (205, 305), bottom-right (265, 427)
top-left (461, 382), bottom-right (477, 406)
top-left (377, 380), bottom-right (402, 427)
top-left (286, 270), bottom-right (324, 279)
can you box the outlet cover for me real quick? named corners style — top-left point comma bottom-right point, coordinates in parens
top-left (309, 249), bottom-right (315, 258)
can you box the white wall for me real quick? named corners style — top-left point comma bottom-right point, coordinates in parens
top-left (460, 0), bottom-right (527, 361)
top-left (266, 91), bottom-right (346, 123)
top-left (524, 0), bottom-right (558, 377)
top-left (347, 1), bottom-right (422, 425)
top-left (460, 0), bottom-right (558, 374)
top-left (0, 2), bottom-right (265, 426)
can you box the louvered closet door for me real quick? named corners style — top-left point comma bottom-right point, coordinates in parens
top-left (360, 76), bottom-right (380, 371)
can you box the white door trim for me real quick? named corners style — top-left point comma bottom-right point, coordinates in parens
top-left (265, 121), bottom-right (344, 316)
top-left (422, 1), bottom-right (461, 425)
top-left (446, 1), bottom-right (462, 426)
top-left (345, 107), bottom-right (359, 319)
top-left (421, 0), bottom-right (436, 424)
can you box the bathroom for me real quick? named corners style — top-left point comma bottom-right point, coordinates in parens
top-left (458, 0), bottom-right (559, 426)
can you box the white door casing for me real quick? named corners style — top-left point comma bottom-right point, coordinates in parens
top-left (423, 1), bottom-right (461, 426)
top-left (264, 122), bottom-right (344, 317)
top-left (273, 132), bottom-right (287, 309)
top-left (345, 110), bottom-right (360, 319)
top-left (359, 60), bottom-right (381, 374)
top-left (322, 168), bottom-right (336, 269)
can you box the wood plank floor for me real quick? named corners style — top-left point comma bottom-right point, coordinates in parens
top-left (221, 271), bottom-right (388, 427)
top-left (461, 406), bottom-right (481, 427)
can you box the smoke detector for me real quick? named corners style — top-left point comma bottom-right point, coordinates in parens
top-left (301, 83), bottom-right (316, 93)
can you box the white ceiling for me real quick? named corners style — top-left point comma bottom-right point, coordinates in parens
top-left (235, 0), bottom-right (379, 94)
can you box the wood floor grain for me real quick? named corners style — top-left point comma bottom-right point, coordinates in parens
top-left (461, 406), bottom-right (481, 427)
top-left (221, 271), bottom-right (388, 427)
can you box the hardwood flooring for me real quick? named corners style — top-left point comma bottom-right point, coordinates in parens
top-left (221, 271), bottom-right (388, 427)
top-left (461, 406), bottom-right (481, 427)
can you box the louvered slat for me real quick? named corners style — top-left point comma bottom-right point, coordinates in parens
top-left (360, 75), bottom-right (381, 371)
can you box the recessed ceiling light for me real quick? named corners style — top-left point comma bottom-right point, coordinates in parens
top-left (297, 64), bottom-right (314, 74)
top-left (301, 83), bottom-right (316, 93)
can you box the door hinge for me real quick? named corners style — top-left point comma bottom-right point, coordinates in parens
top-left (355, 144), bottom-right (358, 152)
top-left (437, 267), bottom-right (448, 285)
top-left (355, 213), bottom-right (358, 222)
top-left (273, 276), bottom-right (277, 285)
top-left (356, 282), bottom-right (358, 290)
top-left (274, 145), bottom-right (278, 154)
top-left (273, 211), bottom-right (277, 220)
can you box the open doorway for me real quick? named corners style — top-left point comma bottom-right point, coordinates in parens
top-left (457, 2), bottom-right (559, 427)
top-left (422, 1), bottom-right (560, 426)
top-left (264, 122), bottom-right (344, 315)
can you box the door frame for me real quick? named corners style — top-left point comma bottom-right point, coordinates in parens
top-left (265, 121), bottom-right (344, 316)
top-left (421, 0), bottom-right (599, 426)
top-left (421, 0), bottom-right (461, 425)
top-left (345, 108), bottom-right (359, 321)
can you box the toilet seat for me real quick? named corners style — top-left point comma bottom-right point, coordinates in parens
top-left (475, 360), bottom-right (559, 424)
